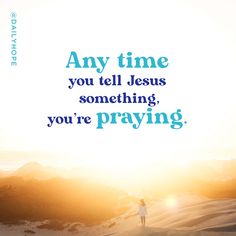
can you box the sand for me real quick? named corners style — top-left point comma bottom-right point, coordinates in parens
top-left (1, 194), bottom-right (236, 236)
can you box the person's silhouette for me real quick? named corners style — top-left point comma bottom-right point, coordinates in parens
top-left (138, 199), bottom-right (147, 226)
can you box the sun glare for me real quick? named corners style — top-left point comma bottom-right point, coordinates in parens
top-left (164, 196), bottom-right (178, 209)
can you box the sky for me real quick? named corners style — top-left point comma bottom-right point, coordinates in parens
top-left (0, 0), bottom-right (236, 174)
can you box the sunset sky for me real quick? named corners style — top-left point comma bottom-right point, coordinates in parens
top-left (0, 0), bottom-right (236, 176)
